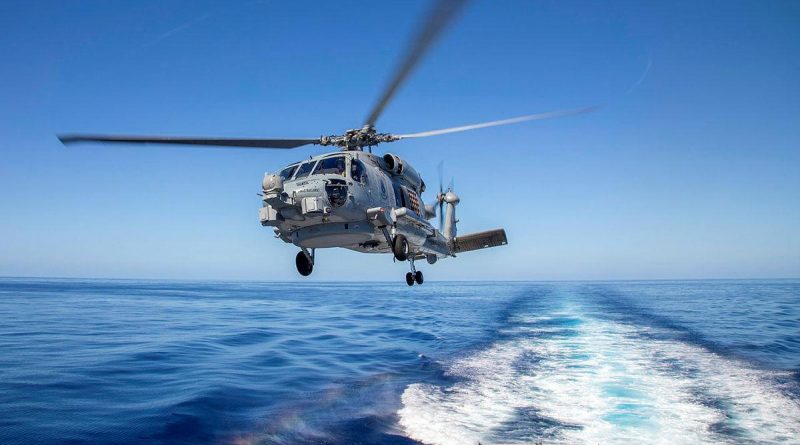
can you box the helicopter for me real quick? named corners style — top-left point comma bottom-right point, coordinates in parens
top-left (58, 0), bottom-right (594, 285)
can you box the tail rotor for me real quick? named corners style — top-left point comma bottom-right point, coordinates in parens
top-left (437, 161), bottom-right (445, 229)
top-left (431, 161), bottom-right (459, 238)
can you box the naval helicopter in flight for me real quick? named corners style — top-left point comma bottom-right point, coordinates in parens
top-left (58, 0), bottom-right (594, 285)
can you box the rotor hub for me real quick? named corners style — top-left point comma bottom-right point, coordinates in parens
top-left (319, 126), bottom-right (399, 151)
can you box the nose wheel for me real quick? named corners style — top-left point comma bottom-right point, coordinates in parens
top-left (404, 257), bottom-right (424, 286)
top-left (296, 248), bottom-right (314, 276)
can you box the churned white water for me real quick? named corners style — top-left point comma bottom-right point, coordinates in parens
top-left (398, 305), bottom-right (800, 445)
top-left (3, 280), bottom-right (797, 444)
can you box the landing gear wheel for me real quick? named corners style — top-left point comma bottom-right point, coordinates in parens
top-left (405, 272), bottom-right (415, 286)
top-left (393, 234), bottom-right (409, 261)
top-left (295, 251), bottom-right (313, 276)
top-left (414, 270), bottom-right (424, 285)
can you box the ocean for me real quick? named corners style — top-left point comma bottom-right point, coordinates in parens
top-left (0, 279), bottom-right (798, 444)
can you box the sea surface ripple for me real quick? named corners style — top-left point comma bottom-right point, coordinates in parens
top-left (0, 279), bottom-right (798, 444)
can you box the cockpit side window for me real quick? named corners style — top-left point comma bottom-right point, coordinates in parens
top-left (351, 159), bottom-right (367, 183)
top-left (294, 161), bottom-right (316, 179)
top-left (279, 164), bottom-right (299, 181)
top-left (313, 156), bottom-right (347, 176)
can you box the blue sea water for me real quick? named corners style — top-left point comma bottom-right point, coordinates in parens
top-left (0, 279), bottom-right (798, 445)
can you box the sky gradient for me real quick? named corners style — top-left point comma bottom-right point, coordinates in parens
top-left (1, 0), bottom-right (798, 280)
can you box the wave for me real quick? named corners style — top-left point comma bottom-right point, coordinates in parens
top-left (398, 305), bottom-right (800, 445)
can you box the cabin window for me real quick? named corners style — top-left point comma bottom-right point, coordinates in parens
top-left (351, 159), bottom-right (367, 183)
top-left (294, 161), bottom-right (316, 179)
top-left (279, 164), bottom-right (298, 181)
top-left (312, 156), bottom-right (346, 176)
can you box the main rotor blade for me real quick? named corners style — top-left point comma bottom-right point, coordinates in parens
top-left (57, 134), bottom-right (320, 149)
top-left (396, 106), bottom-right (598, 139)
top-left (364, 0), bottom-right (469, 127)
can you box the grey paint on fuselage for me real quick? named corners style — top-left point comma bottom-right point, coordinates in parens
top-left (259, 150), bottom-right (450, 260)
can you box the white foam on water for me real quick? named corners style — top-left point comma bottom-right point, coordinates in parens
top-left (398, 311), bottom-right (800, 445)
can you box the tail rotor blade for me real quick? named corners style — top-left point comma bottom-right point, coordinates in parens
top-left (437, 160), bottom-right (444, 194)
top-left (436, 160), bottom-right (445, 229)
top-left (438, 199), bottom-right (444, 230)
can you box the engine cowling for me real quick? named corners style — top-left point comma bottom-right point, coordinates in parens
top-left (383, 153), bottom-right (404, 175)
top-left (382, 153), bottom-right (424, 193)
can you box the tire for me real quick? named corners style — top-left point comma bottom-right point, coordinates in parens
top-left (295, 251), bottom-right (313, 276)
top-left (414, 270), bottom-right (424, 285)
top-left (393, 234), bottom-right (409, 261)
top-left (405, 272), bottom-right (415, 286)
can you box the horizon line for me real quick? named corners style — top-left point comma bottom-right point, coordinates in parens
top-left (1, 275), bottom-right (798, 284)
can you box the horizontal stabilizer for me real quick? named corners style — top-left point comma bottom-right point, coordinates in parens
top-left (452, 228), bottom-right (507, 254)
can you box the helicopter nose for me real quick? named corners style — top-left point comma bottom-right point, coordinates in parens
top-left (262, 173), bottom-right (284, 193)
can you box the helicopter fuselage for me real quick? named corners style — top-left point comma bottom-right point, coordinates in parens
top-left (57, 0), bottom-right (526, 284)
top-left (259, 150), bottom-right (450, 263)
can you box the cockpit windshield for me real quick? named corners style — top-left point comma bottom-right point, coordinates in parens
top-left (312, 156), bottom-right (347, 176)
top-left (279, 164), bottom-right (298, 181)
top-left (294, 161), bottom-right (316, 179)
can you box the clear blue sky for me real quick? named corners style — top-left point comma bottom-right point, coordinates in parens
top-left (1, 0), bottom-right (798, 280)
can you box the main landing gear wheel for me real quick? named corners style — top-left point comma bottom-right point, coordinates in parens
top-left (393, 234), bottom-right (409, 261)
top-left (404, 257), bottom-right (424, 286)
top-left (295, 251), bottom-right (313, 276)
